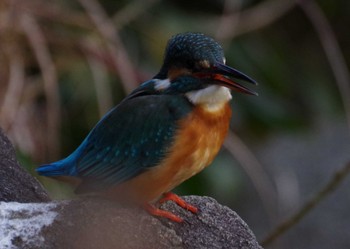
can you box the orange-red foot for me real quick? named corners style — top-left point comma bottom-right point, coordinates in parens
top-left (158, 192), bottom-right (198, 214)
top-left (143, 203), bottom-right (183, 223)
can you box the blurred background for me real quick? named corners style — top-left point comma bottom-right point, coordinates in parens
top-left (0, 0), bottom-right (349, 248)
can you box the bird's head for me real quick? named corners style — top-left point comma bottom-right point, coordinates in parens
top-left (153, 32), bottom-right (257, 101)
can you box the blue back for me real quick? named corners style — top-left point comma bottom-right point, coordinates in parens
top-left (37, 79), bottom-right (194, 193)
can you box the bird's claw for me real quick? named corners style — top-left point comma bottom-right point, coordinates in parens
top-left (143, 203), bottom-right (183, 223)
top-left (158, 192), bottom-right (198, 214)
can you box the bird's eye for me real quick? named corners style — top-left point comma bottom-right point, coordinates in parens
top-left (197, 60), bottom-right (210, 69)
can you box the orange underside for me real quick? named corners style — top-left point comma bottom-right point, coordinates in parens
top-left (103, 103), bottom-right (232, 203)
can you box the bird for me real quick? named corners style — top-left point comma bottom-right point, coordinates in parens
top-left (37, 32), bottom-right (257, 223)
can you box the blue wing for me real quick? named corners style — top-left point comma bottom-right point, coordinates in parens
top-left (38, 80), bottom-right (193, 193)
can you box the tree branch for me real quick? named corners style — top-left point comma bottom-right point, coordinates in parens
top-left (224, 132), bottom-right (278, 224)
top-left (78, 0), bottom-right (138, 94)
top-left (261, 161), bottom-right (350, 246)
top-left (210, 0), bottom-right (296, 40)
top-left (297, 0), bottom-right (350, 132)
top-left (20, 12), bottom-right (61, 160)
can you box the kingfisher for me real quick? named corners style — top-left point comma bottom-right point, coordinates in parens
top-left (37, 32), bottom-right (257, 222)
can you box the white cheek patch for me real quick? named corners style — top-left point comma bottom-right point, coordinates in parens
top-left (154, 78), bottom-right (171, 91)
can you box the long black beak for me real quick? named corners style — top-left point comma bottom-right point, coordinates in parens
top-left (195, 62), bottom-right (258, 96)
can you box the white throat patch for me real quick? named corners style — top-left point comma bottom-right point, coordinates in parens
top-left (185, 85), bottom-right (232, 112)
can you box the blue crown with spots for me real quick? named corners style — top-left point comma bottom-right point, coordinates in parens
top-left (156, 32), bottom-right (225, 78)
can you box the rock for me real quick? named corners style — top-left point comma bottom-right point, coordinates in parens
top-left (162, 196), bottom-right (263, 249)
top-left (0, 128), bottom-right (50, 203)
top-left (1, 196), bottom-right (262, 249)
top-left (41, 198), bottom-right (183, 249)
top-left (0, 202), bottom-right (58, 248)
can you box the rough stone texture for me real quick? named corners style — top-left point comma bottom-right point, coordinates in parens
top-left (2, 196), bottom-right (262, 249)
top-left (0, 127), bottom-right (263, 248)
top-left (162, 196), bottom-right (262, 249)
top-left (44, 198), bottom-right (183, 249)
top-left (0, 128), bottom-right (50, 203)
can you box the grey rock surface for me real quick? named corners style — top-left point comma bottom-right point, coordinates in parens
top-left (0, 128), bottom-right (50, 203)
top-left (162, 196), bottom-right (263, 249)
top-left (2, 196), bottom-right (262, 249)
top-left (41, 198), bottom-right (183, 249)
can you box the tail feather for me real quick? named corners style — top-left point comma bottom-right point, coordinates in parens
top-left (36, 162), bottom-right (65, 176)
top-left (37, 158), bottom-right (77, 177)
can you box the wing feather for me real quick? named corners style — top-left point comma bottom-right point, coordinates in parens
top-left (74, 93), bottom-right (192, 193)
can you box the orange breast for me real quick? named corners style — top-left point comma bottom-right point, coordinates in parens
top-left (104, 103), bottom-right (232, 203)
